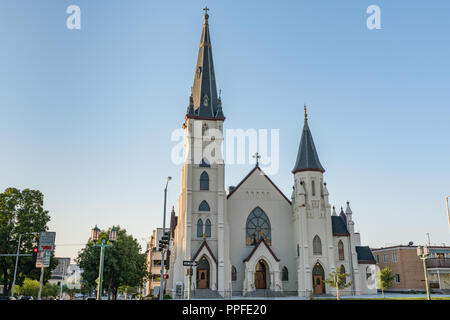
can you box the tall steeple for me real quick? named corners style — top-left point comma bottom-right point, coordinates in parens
top-left (186, 7), bottom-right (224, 120)
top-left (292, 105), bottom-right (325, 173)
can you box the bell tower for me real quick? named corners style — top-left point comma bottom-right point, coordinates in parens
top-left (172, 8), bottom-right (230, 297)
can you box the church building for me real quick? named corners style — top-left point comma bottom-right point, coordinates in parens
top-left (167, 9), bottom-right (376, 298)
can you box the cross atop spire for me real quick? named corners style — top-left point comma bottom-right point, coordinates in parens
top-left (253, 152), bottom-right (261, 167)
top-left (203, 6), bottom-right (210, 14)
top-left (304, 104), bottom-right (308, 122)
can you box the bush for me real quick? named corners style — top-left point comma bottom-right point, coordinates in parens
top-left (163, 294), bottom-right (172, 300)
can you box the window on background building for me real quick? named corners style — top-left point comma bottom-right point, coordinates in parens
top-left (197, 219), bottom-right (203, 237)
top-left (376, 255), bottom-right (380, 263)
top-left (392, 252), bottom-right (398, 262)
top-left (395, 274), bottom-right (400, 283)
top-left (153, 260), bottom-right (161, 266)
top-left (311, 180), bottom-right (316, 196)
top-left (383, 254), bottom-right (388, 263)
top-left (313, 235), bottom-right (322, 255)
top-left (282, 267), bottom-right (289, 281)
top-left (338, 240), bottom-right (345, 260)
top-left (366, 266), bottom-right (372, 280)
top-left (205, 219), bottom-right (211, 238)
top-left (200, 171), bottom-right (209, 190)
top-left (231, 266), bottom-right (237, 281)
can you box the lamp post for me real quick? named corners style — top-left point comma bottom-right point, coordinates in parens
top-left (417, 245), bottom-right (431, 300)
top-left (91, 225), bottom-right (117, 300)
top-left (159, 176), bottom-right (172, 300)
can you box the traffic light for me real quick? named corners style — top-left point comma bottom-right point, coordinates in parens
top-left (32, 247), bottom-right (39, 263)
top-left (163, 274), bottom-right (169, 279)
top-left (158, 231), bottom-right (171, 251)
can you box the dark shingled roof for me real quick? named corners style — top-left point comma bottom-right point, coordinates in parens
top-left (186, 11), bottom-right (224, 120)
top-left (331, 216), bottom-right (349, 236)
top-left (356, 246), bottom-right (376, 264)
top-left (292, 110), bottom-right (324, 173)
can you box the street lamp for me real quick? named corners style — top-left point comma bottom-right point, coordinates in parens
top-left (417, 245), bottom-right (431, 300)
top-left (159, 176), bottom-right (172, 300)
top-left (91, 225), bottom-right (117, 300)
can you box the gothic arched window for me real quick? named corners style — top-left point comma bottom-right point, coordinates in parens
top-left (339, 265), bottom-right (347, 284)
top-left (200, 171), bottom-right (209, 190)
top-left (231, 266), bottom-right (237, 281)
top-left (312, 180), bottom-right (316, 196)
top-left (338, 240), bottom-right (345, 261)
top-left (197, 219), bottom-right (203, 238)
top-left (199, 200), bottom-right (210, 211)
top-left (282, 266), bottom-right (289, 281)
top-left (313, 235), bottom-right (322, 255)
top-left (205, 219), bottom-right (211, 238)
top-left (245, 207), bottom-right (271, 246)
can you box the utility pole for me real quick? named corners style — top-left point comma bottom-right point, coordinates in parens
top-left (59, 259), bottom-right (67, 300)
top-left (38, 265), bottom-right (45, 300)
top-left (426, 233), bottom-right (431, 246)
top-left (417, 245), bottom-right (431, 300)
top-left (11, 234), bottom-right (22, 298)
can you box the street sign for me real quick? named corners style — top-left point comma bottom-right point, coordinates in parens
top-left (38, 232), bottom-right (56, 252)
top-left (36, 251), bottom-right (51, 268)
top-left (183, 260), bottom-right (198, 267)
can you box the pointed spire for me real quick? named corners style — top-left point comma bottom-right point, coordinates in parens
top-left (332, 206), bottom-right (337, 216)
top-left (322, 182), bottom-right (329, 196)
top-left (187, 8), bottom-right (224, 120)
top-left (339, 206), bottom-right (347, 225)
top-left (345, 201), bottom-right (352, 215)
top-left (292, 105), bottom-right (325, 173)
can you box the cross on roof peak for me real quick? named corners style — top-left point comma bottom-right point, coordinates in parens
top-left (253, 152), bottom-right (261, 167)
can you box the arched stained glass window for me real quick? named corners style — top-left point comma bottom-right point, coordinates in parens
top-left (282, 267), bottom-right (289, 281)
top-left (313, 235), bottom-right (322, 255)
top-left (199, 200), bottom-right (210, 211)
top-left (231, 266), bottom-right (237, 281)
top-left (197, 219), bottom-right (203, 238)
top-left (205, 219), bottom-right (211, 238)
top-left (245, 207), bottom-right (271, 246)
top-left (200, 171), bottom-right (209, 190)
top-left (338, 240), bottom-right (345, 261)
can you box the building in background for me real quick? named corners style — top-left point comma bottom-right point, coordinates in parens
top-left (145, 227), bottom-right (170, 295)
top-left (49, 257), bottom-right (71, 287)
top-left (372, 244), bottom-right (450, 292)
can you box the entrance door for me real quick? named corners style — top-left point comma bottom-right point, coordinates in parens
top-left (196, 256), bottom-right (210, 289)
top-left (254, 260), bottom-right (267, 289)
top-left (312, 262), bottom-right (325, 295)
top-left (197, 269), bottom-right (208, 289)
top-left (313, 275), bottom-right (324, 294)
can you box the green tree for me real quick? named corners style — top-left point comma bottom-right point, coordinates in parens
top-left (76, 227), bottom-right (149, 300)
top-left (323, 265), bottom-right (352, 300)
top-left (18, 278), bottom-right (40, 298)
top-left (0, 188), bottom-right (57, 295)
top-left (376, 267), bottom-right (395, 299)
top-left (42, 283), bottom-right (59, 299)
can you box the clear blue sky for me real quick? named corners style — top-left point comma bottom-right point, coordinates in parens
top-left (1, 0), bottom-right (449, 260)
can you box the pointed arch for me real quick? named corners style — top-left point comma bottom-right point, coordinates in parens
top-left (200, 171), bottom-right (209, 190)
top-left (338, 240), bottom-right (345, 260)
top-left (246, 207), bottom-right (271, 246)
top-left (231, 266), bottom-right (237, 281)
top-left (282, 266), bottom-right (289, 281)
top-left (200, 158), bottom-right (210, 167)
top-left (313, 235), bottom-right (322, 255)
top-left (196, 219), bottom-right (203, 238)
top-left (199, 200), bottom-right (210, 211)
top-left (205, 219), bottom-right (211, 238)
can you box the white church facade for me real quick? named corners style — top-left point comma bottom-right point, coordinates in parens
top-left (167, 9), bottom-right (377, 298)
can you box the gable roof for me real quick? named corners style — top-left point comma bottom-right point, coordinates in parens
top-left (227, 166), bottom-right (291, 205)
top-left (243, 238), bottom-right (280, 262)
top-left (331, 216), bottom-right (350, 236)
top-left (192, 240), bottom-right (217, 265)
top-left (356, 246), bottom-right (376, 264)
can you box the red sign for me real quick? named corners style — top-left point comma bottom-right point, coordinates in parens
top-left (41, 246), bottom-right (52, 250)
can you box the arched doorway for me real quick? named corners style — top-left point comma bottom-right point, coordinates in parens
top-left (197, 256), bottom-right (210, 289)
top-left (254, 260), bottom-right (268, 289)
top-left (312, 262), bottom-right (325, 295)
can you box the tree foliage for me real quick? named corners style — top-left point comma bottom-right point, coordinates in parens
top-left (76, 227), bottom-right (148, 300)
top-left (376, 267), bottom-right (395, 298)
top-left (18, 278), bottom-right (40, 298)
top-left (323, 265), bottom-right (352, 300)
top-left (0, 188), bottom-right (57, 295)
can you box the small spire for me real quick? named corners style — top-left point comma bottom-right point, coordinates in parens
top-left (345, 201), bottom-right (352, 215)
top-left (332, 206), bottom-right (337, 216)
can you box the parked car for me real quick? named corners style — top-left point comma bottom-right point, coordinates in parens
top-left (19, 296), bottom-right (33, 300)
top-left (0, 296), bottom-right (16, 300)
